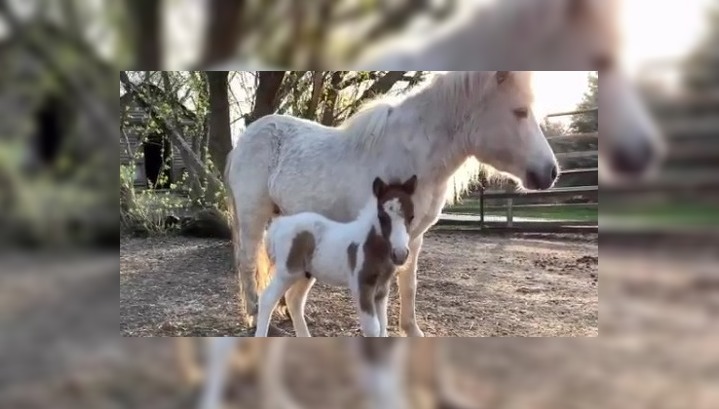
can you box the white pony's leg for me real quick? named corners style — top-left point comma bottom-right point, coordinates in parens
top-left (198, 337), bottom-right (239, 409)
top-left (352, 339), bottom-right (409, 409)
top-left (374, 283), bottom-right (391, 337)
top-left (256, 271), bottom-right (296, 337)
top-left (397, 235), bottom-right (424, 337)
top-left (177, 338), bottom-right (203, 385)
top-left (232, 186), bottom-right (275, 328)
top-left (284, 276), bottom-right (316, 337)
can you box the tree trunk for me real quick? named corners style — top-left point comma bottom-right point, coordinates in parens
top-left (125, 0), bottom-right (161, 68)
top-left (207, 71), bottom-right (233, 176)
top-left (303, 71), bottom-right (325, 120)
top-left (200, 0), bottom-right (246, 67)
top-left (321, 71), bottom-right (345, 125)
top-left (245, 72), bottom-right (287, 126)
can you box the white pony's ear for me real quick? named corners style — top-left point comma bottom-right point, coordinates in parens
top-left (373, 177), bottom-right (387, 198)
top-left (402, 175), bottom-right (418, 195)
top-left (496, 71), bottom-right (511, 85)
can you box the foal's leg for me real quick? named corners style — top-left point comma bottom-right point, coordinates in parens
top-left (352, 338), bottom-right (410, 409)
top-left (260, 338), bottom-right (301, 409)
top-left (198, 337), bottom-right (238, 409)
top-left (256, 270), bottom-right (296, 337)
top-left (374, 282), bottom-right (391, 337)
top-left (284, 276), bottom-right (316, 337)
top-left (397, 235), bottom-right (424, 337)
top-left (354, 285), bottom-right (380, 337)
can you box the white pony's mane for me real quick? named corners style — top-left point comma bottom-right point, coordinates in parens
top-left (337, 71), bottom-right (505, 204)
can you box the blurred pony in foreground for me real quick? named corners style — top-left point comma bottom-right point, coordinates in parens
top-left (359, 0), bottom-right (664, 180)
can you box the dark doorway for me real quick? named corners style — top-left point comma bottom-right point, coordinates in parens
top-left (33, 94), bottom-right (66, 168)
top-left (142, 132), bottom-right (172, 189)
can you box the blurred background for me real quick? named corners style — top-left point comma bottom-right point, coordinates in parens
top-left (3, 0), bottom-right (719, 408)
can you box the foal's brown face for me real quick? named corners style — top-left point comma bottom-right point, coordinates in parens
top-left (372, 175), bottom-right (417, 265)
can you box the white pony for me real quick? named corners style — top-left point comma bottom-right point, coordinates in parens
top-left (356, 0), bottom-right (664, 180)
top-left (256, 176), bottom-right (417, 338)
top-left (356, 0), bottom-right (622, 71)
top-left (599, 68), bottom-right (665, 181)
top-left (226, 71), bottom-right (558, 337)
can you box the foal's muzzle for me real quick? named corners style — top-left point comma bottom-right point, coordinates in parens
top-left (391, 248), bottom-right (409, 265)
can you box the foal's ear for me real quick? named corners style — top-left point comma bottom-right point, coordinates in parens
top-left (401, 175), bottom-right (418, 195)
top-left (373, 177), bottom-right (387, 198)
top-left (496, 71), bottom-right (511, 85)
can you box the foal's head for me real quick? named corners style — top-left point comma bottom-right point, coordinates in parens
top-left (371, 175), bottom-right (417, 265)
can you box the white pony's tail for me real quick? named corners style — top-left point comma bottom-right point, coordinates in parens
top-left (264, 219), bottom-right (279, 265)
top-left (224, 152), bottom-right (242, 280)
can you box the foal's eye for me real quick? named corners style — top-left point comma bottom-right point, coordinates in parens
top-left (513, 108), bottom-right (529, 119)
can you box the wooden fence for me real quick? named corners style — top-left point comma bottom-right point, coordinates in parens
top-left (437, 76), bottom-right (719, 234)
top-left (438, 108), bottom-right (600, 233)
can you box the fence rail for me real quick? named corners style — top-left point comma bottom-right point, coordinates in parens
top-left (440, 106), bottom-right (599, 233)
top-left (439, 79), bottom-right (719, 233)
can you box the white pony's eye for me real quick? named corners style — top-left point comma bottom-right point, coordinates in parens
top-left (513, 108), bottom-right (529, 119)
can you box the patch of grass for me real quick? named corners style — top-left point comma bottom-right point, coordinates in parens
top-left (446, 199), bottom-right (598, 221)
top-left (600, 202), bottom-right (719, 226)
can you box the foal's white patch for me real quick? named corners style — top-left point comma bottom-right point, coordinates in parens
top-left (359, 311), bottom-right (381, 337)
top-left (383, 198), bottom-right (411, 261)
top-left (383, 198), bottom-right (403, 217)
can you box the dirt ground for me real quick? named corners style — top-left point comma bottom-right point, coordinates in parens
top-left (120, 230), bottom-right (598, 337)
top-left (4, 235), bottom-right (719, 408)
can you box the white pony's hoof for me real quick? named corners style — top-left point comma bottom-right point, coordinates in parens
top-left (274, 303), bottom-right (290, 321)
top-left (401, 325), bottom-right (425, 337)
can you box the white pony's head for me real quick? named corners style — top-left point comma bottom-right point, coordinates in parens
top-left (599, 69), bottom-right (664, 180)
top-left (371, 176), bottom-right (417, 266)
top-left (454, 71), bottom-right (559, 190)
top-left (522, 0), bottom-right (620, 69)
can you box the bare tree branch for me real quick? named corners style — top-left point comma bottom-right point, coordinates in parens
top-left (345, 71), bottom-right (407, 116)
top-left (0, 0), bottom-right (117, 144)
top-left (119, 71), bottom-right (224, 193)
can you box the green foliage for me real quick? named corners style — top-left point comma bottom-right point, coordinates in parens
top-left (569, 72), bottom-right (598, 134)
top-left (684, 1), bottom-right (719, 89)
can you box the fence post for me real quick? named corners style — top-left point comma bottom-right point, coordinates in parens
top-left (506, 198), bottom-right (513, 227)
top-left (479, 187), bottom-right (485, 228)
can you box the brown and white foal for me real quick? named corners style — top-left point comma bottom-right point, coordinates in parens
top-left (256, 176), bottom-right (417, 337)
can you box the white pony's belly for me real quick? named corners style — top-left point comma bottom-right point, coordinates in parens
top-left (270, 168), bottom-right (369, 222)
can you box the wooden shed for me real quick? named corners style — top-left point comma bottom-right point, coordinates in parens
top-left (120, 83), bottom-right (197, 189)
